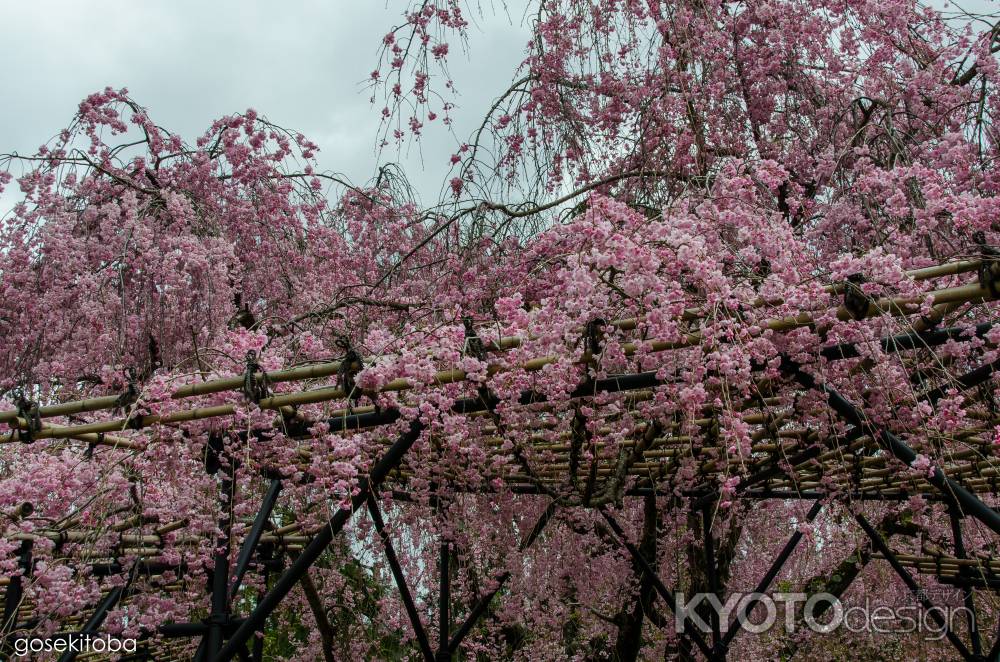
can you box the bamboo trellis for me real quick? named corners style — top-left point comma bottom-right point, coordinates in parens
top-left (3, 258), bottom-right (1000, 661)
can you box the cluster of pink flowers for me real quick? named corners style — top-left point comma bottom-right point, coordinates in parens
top-left (1, 0), bottom-right (999, 658)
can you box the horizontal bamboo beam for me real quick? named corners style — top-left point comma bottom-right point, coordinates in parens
top-left (1, 270), bottom-right (991, 434)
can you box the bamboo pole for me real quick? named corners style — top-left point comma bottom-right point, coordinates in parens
top-left (4, 278), bottom-right (996, 445)
top-left (0, 267), bottom-right (990, 430)
top-left (0, 420), bottom-right (139, 449)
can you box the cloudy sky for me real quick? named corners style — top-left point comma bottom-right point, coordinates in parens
top-left (1, 1), bottom-right (995, 214)
top-left (0, 1), bottom-right (531, 208)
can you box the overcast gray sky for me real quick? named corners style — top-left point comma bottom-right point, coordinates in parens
top-left (0, 1), bottom-right (531, 208)
top-left (1, 1), bottom-right (995, 215)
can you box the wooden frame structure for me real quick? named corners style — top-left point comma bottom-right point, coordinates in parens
top-left (3, 258), bottom-right (1000, 660)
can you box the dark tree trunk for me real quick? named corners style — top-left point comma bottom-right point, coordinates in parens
top-left (612, 494), bottom-right (660, 661)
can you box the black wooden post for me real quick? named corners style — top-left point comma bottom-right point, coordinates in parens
top-left (599, 509), bottom-right (715, 660)
top-left (702, 504), bottom-right (722, 653)
top-left (215, 418), bottom-right (425, 661)
top-left (855, 514), bottom-right (974, 661)
top-left (367, 493), bottom-right (435, 662)
top-left (437, 539), bottom-right (451, 662)
top-left (721, 500), bottom-right (823, 649)
top-left (204, 453), bottom-right (235, 659)
top-left (230, 479), bottom-right (282, 601)
top-left (949, 504), bottom-right (983, 658)
top-left (56, 583), bottom-right (129, 662)
top-left (252, 544), bottom-right (278, 662)
top-left (786, 363), bottom-right (1000, 536)
top-left (1, 539), bottom-right (33, 656)
top-left (160, 475), bottom-right (279, 659)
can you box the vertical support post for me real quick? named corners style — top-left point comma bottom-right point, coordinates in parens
top-left (367, 493), bottom-right (435, 662)
top-left (205, 456), bottom-right (235, 659)
top-left (949, 504), bottom-right (983, 658)
top-left (251, 629), bottom-right (265, 662)
top-left (855, 514), bottom-right (974, 661)
top-left (721, 499), bottom-right (823, 649)
top-left (447, 501), bottom-right (557, 656)
top-left (702, 504), bottom-right (722, 651)
top-left (252, 545), bottom-right (276, 662)
top-left (56, 583), bottom-right (128, 662)
top-left (437, 540), bottom-right (451, 662)
top-left (598, 509), bottom-right (716, 660)
top-left (230, 479), bottom-right (282, 601)
top-left (216, 419), bottom-right (425, 662)
top-left (1, 539), bottom-right (32, 655)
